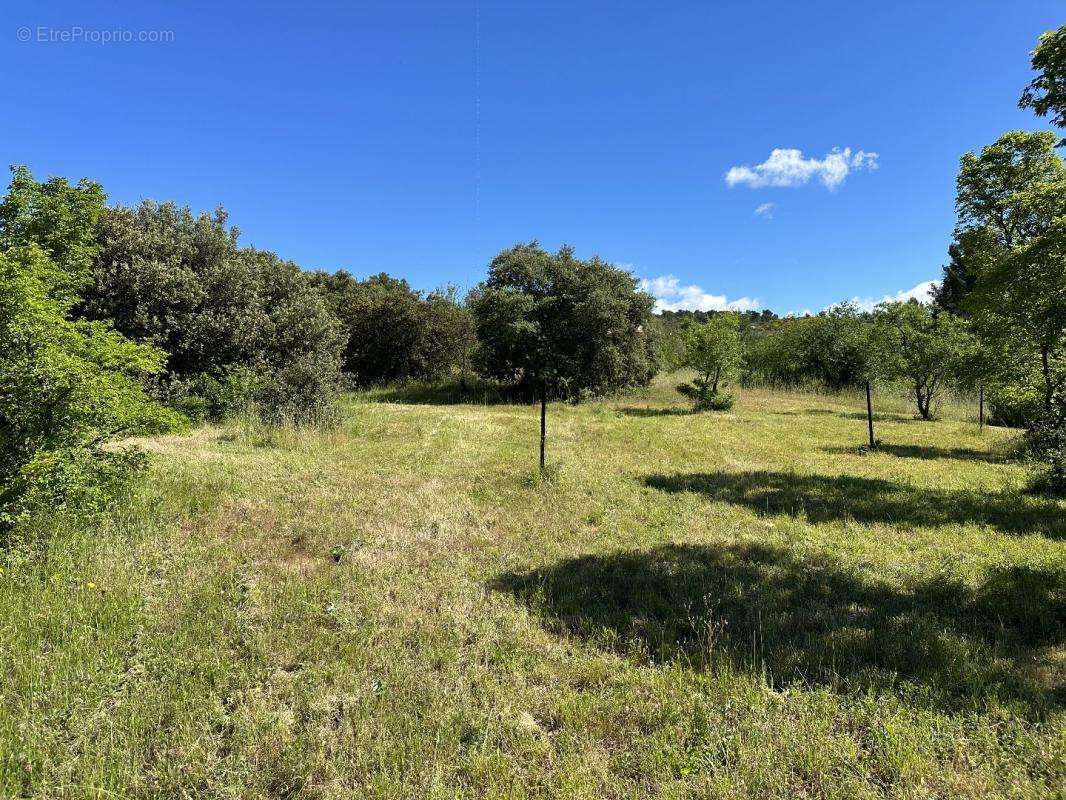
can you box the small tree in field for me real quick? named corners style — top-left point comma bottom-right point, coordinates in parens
top-left (874, 301), bottom-right (971, 420)
top-left (469, 242), bottom-right (656, 469)
top-left (677, 314), bottom-right (742, 411)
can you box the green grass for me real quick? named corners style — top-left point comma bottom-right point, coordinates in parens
top-left (2, 377), bottom-right (1063, 798)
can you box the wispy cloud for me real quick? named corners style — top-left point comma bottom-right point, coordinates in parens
top-left (640, 275), bottom-right (761, 314)
top-left (726, 147), bottom-right (879, 190)
top-left (845, 280), bottom-right (937, 313)
top-left (754, 202), bottom-right (775, 219)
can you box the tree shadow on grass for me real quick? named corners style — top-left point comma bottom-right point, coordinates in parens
top-left (642, 471), bottom-right (1066, 540)
top-left (821, 443), bottom-right (1008, 463)
top-left (492, 542), bottom-right (1064, 713)
top-left (369, 379), bottom-right (531, 406)
top-left (838, 410), bottom-right (916, 422)
top-left (616, 406), bottom-right (698, 418)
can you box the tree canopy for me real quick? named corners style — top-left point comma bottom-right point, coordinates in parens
top-left (469, 242), bottom-right (656, 399)
top-left (1019, 24), bottom-right (1066, 131)
top-left (0, 169), bottom-right (177, 531)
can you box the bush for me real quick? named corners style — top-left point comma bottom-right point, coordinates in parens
top-left (1026, 391), bottom-right (1066, 494)
top-left (0, 168), bottom-right (180, 535)
top-left (0, 244), bottom-right (179, 534)
top-left (677, 380), bottom-right (736, 411)
top-left (309, 273), bottom-right (476, 386)
top-left (988, 381), bottom-right (1046, 428)
top-left (162, 367), bottom-right (260, 422)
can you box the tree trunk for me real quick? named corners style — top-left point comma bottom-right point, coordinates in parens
top-left (712, 367), bottom-right (721, 393)
top-left (539, 380), bottom-right (547, 472)
top-left (979, 384), bottom-right (985, 430)
top-left (865, 380), bottom-right (875, 448)
top-left (914, 383), bottom-right (927, 420)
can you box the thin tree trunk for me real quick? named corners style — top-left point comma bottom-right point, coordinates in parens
top-left (712, 366), bottom-right (721, 393)
top-left (979, 384), bottom-right (985, 430)
top-left (915, 383), bottom-right (929, 420)
top-left (866, 380), bottom-right (875, 448)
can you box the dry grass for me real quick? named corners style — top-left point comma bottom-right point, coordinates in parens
top-left (1, 376), bottom-right (1063, 798)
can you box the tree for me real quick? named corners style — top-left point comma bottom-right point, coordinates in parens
top-left (950, 133), bottom-right (1066, 418)
top-left (81, 201), bottom-right (345, 422)
top-left (954, 131), bottom-right (1065, 252)
top-left (678, 314), bottom-right (742, 410)
top-left (1020, 24), bottom-right (1066, 132)
top-left (0, 166), bottom-right (106, 301)
top-left (236, 249), bottom-right (346, 423)
top-left (416, 286), bottom-right (476, 385)
top-left (309, 271), bottom-right (425, 385)
top-left (932, 227), bottom-right (1003, 314)
top-left (0, 169), bottom-right (177, 532)
top-left (469, 242), bottom-right (656, 468)
top-left (803, 302), bottom-right (875, 391)
top-left (874, 302), bottom-right (972, 420)
top-left (469, 242), bottom-right (656, 398)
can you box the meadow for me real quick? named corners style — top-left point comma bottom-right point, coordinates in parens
top-left (1, 377), bottom-right (1063, 798)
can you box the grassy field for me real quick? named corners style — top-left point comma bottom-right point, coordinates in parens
top-left (2, 376), bottom-right (1063, 798)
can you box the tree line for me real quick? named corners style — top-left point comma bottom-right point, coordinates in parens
top-left (662, 24), bottom-right (1066, 491)
top-left (2, 23), bottom-right (1064, 534)
top-left (0, 182), bottom-right (657, 532)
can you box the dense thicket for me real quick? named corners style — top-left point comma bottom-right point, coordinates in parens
top-left (307, 272), bottom-right (475, 386)
top-left (80, 201), bottom-right (345, 423)
top-left (0, 169), bottom-right (177, 532)
top-left (469, 243), bottom-right (656, 399)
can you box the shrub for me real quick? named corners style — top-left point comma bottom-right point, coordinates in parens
top-left (1027, 390), bottom-right (1066, 494)
top-left (676, 380), bottom-right (735, 411)
top-left (0, 168), bottom-right (179, 534)
top-left (309, 273), bottom-right (476, 386)
top-left (988, 381), bottom-right (1046, 428)
top-left (0, 243), bottom-right (179, 534)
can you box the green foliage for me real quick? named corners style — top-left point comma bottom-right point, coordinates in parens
top-left (676, 314), bottom-right (741, 410)
top-left (469, 242), bottom-right (656, 398)
top-left (310, 273), bottom-right (476, 385)
top-left (1026, 387), bottom-right (1066, 494)
top-left (942, 130), bottom-right (1066, 426)
top-left (417, 286), bottom-right (477, 383)
top-left (873, 302), bottom-right (972, 420)
top-left (743, 303), bottom-right (878, 390)
top-left (1019, 24), bottom-right (1066, 131)
top-left (932, 227), bottom-right (1003, 314)
top-left (0, 168), bottom-right (178, 532)
top-left (310, 271), bottom-right (425, 384)
top-left (682, 314), bottom-right (742, 388)
top-left (82, 202), bottom-right (345, 423)
top-left (0, 244), bottom-right (178, 532)
top-left (954, 131), bottom-right (1065, 251)
top-left (986, 382), bottom-right (1045, 428)
top-left (0, 165), bottom-right (106, 301)
top-left (675, 381), bottom-right (735, 411)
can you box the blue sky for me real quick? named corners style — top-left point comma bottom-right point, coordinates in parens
top-left (2, 2), bottom-right (1062, 314)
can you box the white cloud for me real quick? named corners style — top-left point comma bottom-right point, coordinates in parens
top-left (754, 202), bottom-right (775, 218)
top-left (726, 147), bottom-right (879, 190)
top-left (845, 280), bottom-right (938, 313)
top-left (640, 275), bottom-right (761, 314)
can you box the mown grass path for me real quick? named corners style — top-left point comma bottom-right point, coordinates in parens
top-left (2, 380), bottom-right (1063, 798)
